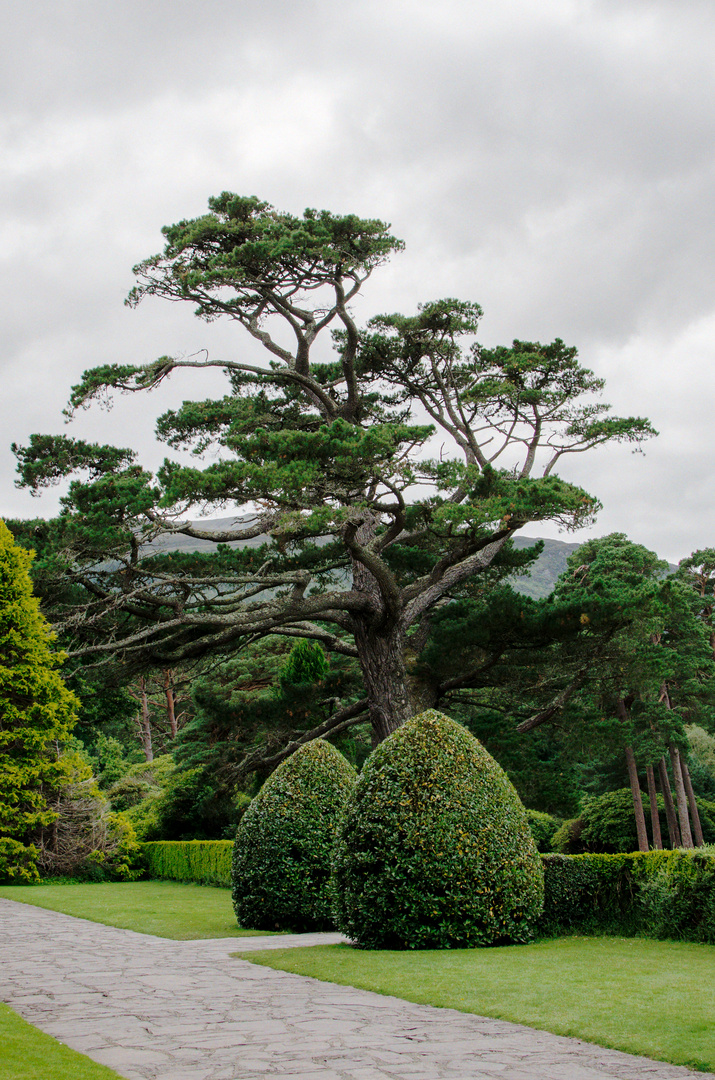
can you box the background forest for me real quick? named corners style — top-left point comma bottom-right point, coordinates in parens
top-left (6, 517), bottom-right (715, 875)
top-left (3, 193), bottom-right (714, 878)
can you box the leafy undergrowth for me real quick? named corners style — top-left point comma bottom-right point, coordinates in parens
top-left (0, 880), bottom-right (278, 939)
top-left (0, 1003), bottom-right (122, 1080)
top-left (236, 936), bottom-right (715, 1072)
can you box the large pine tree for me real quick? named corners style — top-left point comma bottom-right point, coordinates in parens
top-left (14, 193), bottom-right (655, 747)
top-left (0, 520), bottom-right (78, 880)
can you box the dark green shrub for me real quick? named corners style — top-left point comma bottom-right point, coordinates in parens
top-left (539, 850), bottom-right (715, 942)
top-left (107, 775), bottom-right (153, 812)
top-left (697, 799), bottom-right (715, 842)
top-left (552, 789), bottom-right (673, 854)
top-left (539, 853), bottom-right (643, 936)
top-left (551, 817), bottom-right (583, 854)
top-left (639, 851), bottom-right (715, 942)
top-left (332, 710), bottom-right (544, 949)
top-left (232, 740), bottom-right (356, 931)
top-left (580, 789), bottom-right (649, 853)
top-left (526, 809), bottom-right (561, 853)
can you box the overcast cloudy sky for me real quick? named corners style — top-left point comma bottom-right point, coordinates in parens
top-left (2, 0), bottom-right (714, 562)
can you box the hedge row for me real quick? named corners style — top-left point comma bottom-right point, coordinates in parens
top-left (139, 841), bottom-right (715, 944)
top-left (141, 840), bottom-right (233, 887)
top-left (539, 850), bottom-right (715, 943)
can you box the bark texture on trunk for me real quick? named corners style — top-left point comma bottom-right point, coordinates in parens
top-left (349, 514), bottom-right (416, 744)
top-left (164, 669), bottom-right (178, 739)
top-left (354, 623), bottom-right (413, 744)
top-left (669, 743), bottom-right (693, 848)
top-left (645, 764), bottom-right (663, 849)
top-left (658, 756), bottom-right (681, 848)
top-left (624, 743), bottom-right (649, 852)
top-left (404, 646), bottom-right (439, 716)
top-left (137, 676), bottom-right (154, 763)
top-left (681, 756), bottom-right (704, 846)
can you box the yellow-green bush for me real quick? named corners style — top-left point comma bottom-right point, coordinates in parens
top-left (333, 710), bottom-right (544, 949)
top-left (142, 839), bottom-right (234, 886)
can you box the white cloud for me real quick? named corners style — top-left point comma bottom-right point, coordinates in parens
top-left (1, 0), bottom-right (715, 561)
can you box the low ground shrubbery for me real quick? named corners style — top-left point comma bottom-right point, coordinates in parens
top-left (232, 740), bottom-right (356, 931)
top-left (333, 710), bottom-right (544, 949)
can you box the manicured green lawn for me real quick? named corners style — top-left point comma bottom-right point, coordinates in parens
top-left (0, 1002), bottom-right (122, 1080)
top-left (237, 936), bottom-right (715, 1073)
top-left (0, 880), bottom-right (277, 939)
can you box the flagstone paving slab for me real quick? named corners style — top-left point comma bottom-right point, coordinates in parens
top-left (0, 896), bottom-right (712, 1080)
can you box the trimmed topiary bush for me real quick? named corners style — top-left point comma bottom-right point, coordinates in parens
top-left (332, 710), bottom-right (544, 949)
top-left (232, 740), bottom-right (356, 931)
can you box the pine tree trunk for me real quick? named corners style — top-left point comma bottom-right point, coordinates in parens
top-left (164, 670), bottom-right (177, 739)
top-left (349, 514), bottom-right (415, 744)
top-left (658, 756), bottom-right (681, 848)
top-left (668, 743), bottom-right (693, 848)
top-left (138, 677), bottom-right (154, 762)
top-left (624, 743), bottom-right (649, 851)
top-left (645, 764), bottom-right (663, 849)
top-left (681, 756), bottom-right (704, 846)
top-left (354, 623), bottom-right (413, 744)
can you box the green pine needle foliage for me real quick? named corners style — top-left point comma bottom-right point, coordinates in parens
top-left (0, 520), bottom-right (79, 882)
top-left (332, 710), bottom-right (544, 949)
top-left (231, 740), bottom-right (356, 931)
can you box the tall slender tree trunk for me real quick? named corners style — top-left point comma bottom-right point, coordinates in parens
top-left (616, 697), bottom-right (649, 851)
top-left (657, 756), bottom-right (681, 848)
top-left (164, 669), bottom-right (178, 739)
top-left (645, 764), bottom-right (663, 849)
top-left (680, 756), bottom-right (704, 846)
top-left (624, 744), bottom-right (649, 851)
top-left (137, 676), bottom-right (154, 763)
top-left (668, 743), bottom-right (693, 848)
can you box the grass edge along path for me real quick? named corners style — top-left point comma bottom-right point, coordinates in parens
top-left (0, 880), bottom-right (277, 940)
top-left (236, 936), bottom-right (715, 1074)
top-left (0, 1002), bottom-right (123, 1080)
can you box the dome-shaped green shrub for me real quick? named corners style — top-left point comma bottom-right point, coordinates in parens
top-left (332, 710), bottom-right (544, 948)
top-left (232, 739), bottom-right (356, 931)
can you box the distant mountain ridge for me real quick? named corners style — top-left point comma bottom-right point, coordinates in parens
top-left (146, 518), bottom-right (584, 600)
top-left (510, 535), bottom-right (583, 599)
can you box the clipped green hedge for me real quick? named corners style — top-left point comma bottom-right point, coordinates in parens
top-left (141, 840), bottom-right (234, 886)
top-left (539, 850), bottom-right (715, 943)
top-left (333, 710), bottom-right (544, 949)
top-left (232, 740), bottom-right (357, 931)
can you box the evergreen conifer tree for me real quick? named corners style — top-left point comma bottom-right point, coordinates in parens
top-left (14, 193), bottom-right (655, 751)
top-left (0, 519), bottom-right (78, 880)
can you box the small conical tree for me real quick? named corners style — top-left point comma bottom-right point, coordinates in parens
top-left (333, 710), bottom-right (544, 948)
top-left (0, 520), bottom-right (79, 881)
top-left (231, 739), bottom-right (356, 930)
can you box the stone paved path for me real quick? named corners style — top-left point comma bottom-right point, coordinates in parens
top-left (1, 897), bottom-right (711, 1080)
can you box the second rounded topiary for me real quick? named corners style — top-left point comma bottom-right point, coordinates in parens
top-left (332, 709), bottom-right (544, 948)
top-left (232, 739), bottom-right (356, 931)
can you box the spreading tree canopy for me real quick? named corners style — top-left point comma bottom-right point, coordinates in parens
top-left (14, 193), bottom-right (656, 747)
